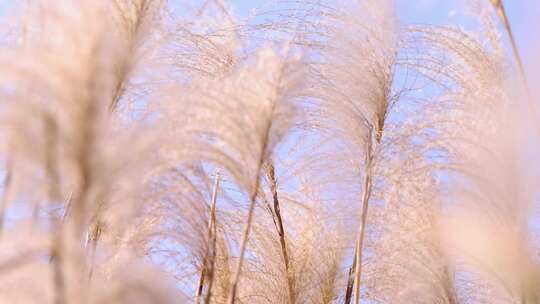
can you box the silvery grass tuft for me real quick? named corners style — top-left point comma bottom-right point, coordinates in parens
top-left (0, 0), bottom-right (538, 304)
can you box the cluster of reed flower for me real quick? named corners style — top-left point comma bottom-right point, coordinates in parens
top-left (0, 0), bottom-right (537, 303)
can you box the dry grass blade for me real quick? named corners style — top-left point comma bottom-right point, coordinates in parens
top-left (265, 162), bottom-right (295, 304)
top-left (195, 172), bottom-right (221, 304)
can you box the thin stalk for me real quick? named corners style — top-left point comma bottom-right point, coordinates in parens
top-left (489, 1), bottom-right (528, 90)
top-left (352, 127), bottom-right (374, 304)
top-left (227, 127), bottom-right (274, 304)
top-left (203, 229), bottom-right (218, 304)
top-left (226, 58), bottom-right (287, 304)
top-left (195, 172), bottom-right (220, 303)
top-left (489, 0), bottom-right (539, 134)
top-left (266, 163), bottom-right (295, 304)
top-left (226, 169), bottom-right (263, 304)
top-left (344, 248), bottom-right (357, 304)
